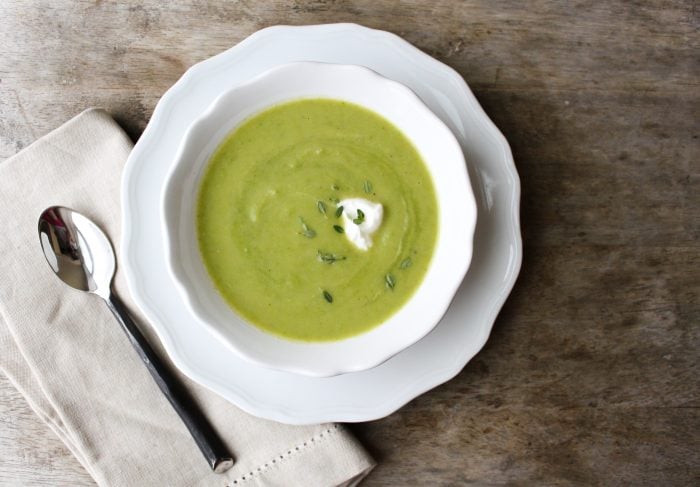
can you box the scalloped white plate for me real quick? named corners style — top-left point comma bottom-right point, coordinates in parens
top-left (121, 23), bottom-right (521, 424)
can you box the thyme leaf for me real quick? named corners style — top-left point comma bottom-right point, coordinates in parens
top-left (299, 218), bottom-right (316, 238)
top-left (317, 251), bottom-right (346, 264)
top-left (353, 209), bottom-right (365, 225)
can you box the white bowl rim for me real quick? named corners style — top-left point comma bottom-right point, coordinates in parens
top-left (161, 60), bottom-right (477, 377)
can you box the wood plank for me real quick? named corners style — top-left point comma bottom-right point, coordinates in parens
top-left (0, 375), bottom-right (95, 486)
top-left (0, 0), bottom-right (697, 485)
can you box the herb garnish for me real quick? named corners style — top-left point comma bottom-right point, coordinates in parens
top-left (322, 290), bottom-right (333, 303)
top-left (333, 225), bottom-right (344, 234)
top-left (299, 218), bottom-right (316, 238)
top-left (400, 257), bottom-right (413, 269)
top-left (385, 273), bottom-right (396, 290)
top-left (317, 201), bottom-right (327, 215)
top-left (335, 205), bottom-right (344, 218)
top-left (331, 184), bottom-right (340, 191)
top-left (353, 209), bottom-right (365, 225)
top-left (363, 180), bottom-right (373, 194)
top-left (317, 251), bottom-right (346, 264)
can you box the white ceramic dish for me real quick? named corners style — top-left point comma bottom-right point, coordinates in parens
top-left (162, 61), bottom-right (476, 377)
top-left (121, 23), bottom-right (521, 424)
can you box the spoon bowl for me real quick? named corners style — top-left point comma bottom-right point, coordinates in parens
top-left (39, 206), bottom-right (114, 296)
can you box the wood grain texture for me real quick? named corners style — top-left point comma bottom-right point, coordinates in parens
top-left (0, 374), bottom-right (94, 486)
top-left (1, 0), bottom-right (698, 485)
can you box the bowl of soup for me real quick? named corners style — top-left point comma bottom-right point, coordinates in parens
top-left (162, 62), bottom-right (476, 377)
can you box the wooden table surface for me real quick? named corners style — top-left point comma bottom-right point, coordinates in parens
top-left (1, 1), bottom-right (698, 485)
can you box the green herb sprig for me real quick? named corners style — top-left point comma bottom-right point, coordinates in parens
top-left (353, 209), bottom-right (365, 225)
top-left (299, 218), bottom-right (316, 238)
top-left (317, 251), bottom-right (346, 264)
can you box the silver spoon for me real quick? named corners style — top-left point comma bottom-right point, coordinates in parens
top-left (38, 206), bottom-right (234, 474)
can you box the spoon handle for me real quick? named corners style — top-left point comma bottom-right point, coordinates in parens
top-left (104, 291), bottom-right (234, 473)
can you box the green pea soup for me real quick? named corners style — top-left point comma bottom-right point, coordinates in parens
top-left (196, 98), bottom-right (438, 341)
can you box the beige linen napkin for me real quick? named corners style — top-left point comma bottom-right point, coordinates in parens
top-left (0, 108), bottom-right (375, 486)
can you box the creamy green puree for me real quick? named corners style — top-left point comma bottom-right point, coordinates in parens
top-left (197, 98), bottom-right (438, 341)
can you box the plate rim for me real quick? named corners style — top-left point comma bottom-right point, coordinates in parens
top-left (121, 22), bottom-right (522, 424)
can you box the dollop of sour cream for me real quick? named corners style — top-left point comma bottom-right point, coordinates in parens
top-left (338, 198), bottom-right (383, 251)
